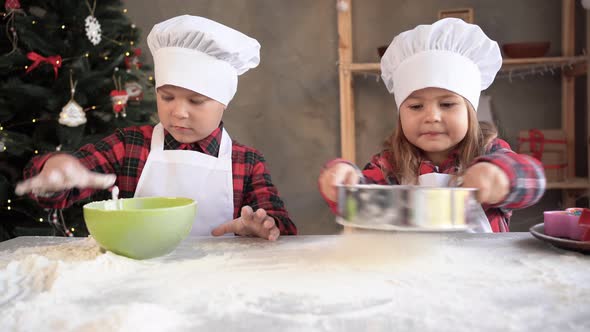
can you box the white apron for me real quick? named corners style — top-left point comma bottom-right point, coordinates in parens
top-left (417, 173), bottom-right (492, 233)
top-left (135, 123), bottom-right (234, 235)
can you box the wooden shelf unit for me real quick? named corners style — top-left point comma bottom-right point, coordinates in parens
top-left (336, 0), bottom-right (590, 205)
top-left (343, 55), bottom-right (588, 75)
top-left (546, 178), bottom-right (590, 190)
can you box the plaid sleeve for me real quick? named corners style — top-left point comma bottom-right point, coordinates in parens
top-left (241, 150), bottom-right (297, 235)
top-left (472, 138), bottom-right (546, 209)
top-left (362, 152), bottom-right (394, 185)
top-left (22, 129), bottom-right (128, 208)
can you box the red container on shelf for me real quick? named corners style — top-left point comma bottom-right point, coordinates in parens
top-left (502, 42), bottom-right (550, 58)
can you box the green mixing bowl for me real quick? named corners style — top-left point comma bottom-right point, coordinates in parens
top-left (83, 197), bottom-right (197, 259)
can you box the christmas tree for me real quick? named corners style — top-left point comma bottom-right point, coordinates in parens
top-left (0, 0), bottom-right (156, 240)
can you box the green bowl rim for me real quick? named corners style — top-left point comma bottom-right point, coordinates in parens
top-left (83, 196), bottom-right (197, 212)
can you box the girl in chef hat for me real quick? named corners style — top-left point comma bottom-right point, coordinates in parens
top-left (319, 18), bottom-right (546, 232)
top-left (16, 15), bottom-right (296, 240)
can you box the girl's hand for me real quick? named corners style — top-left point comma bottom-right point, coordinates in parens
top-left (211, 206), bottom-right (280, 241)
top-left (15, 154), bottom-right (116, 197)
top-left (462, 162), bottom-right (509, 205)
top-left (318, 162), bottom-right (361, 202)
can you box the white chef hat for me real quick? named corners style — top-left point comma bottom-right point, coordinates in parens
top-left (380, 18), bottom-right (502, 110)
top-left (147, 15), bottom-right (260, 106)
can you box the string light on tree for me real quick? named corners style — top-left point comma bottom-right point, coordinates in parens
top-left (0, 0), bottom-right (155, 236)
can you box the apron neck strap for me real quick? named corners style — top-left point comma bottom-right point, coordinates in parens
top-left (151, 123), bottom-right (165, 151)
top-left (218, 128), bottom-right (232, 158)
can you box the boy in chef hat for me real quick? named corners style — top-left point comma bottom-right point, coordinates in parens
top-left (319, 18), bottom-right (545, 232)
top-left (16, 15), bottom-right (296, 240)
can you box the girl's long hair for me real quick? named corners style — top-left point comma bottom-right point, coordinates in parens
top-left (385, 99), bottom-right (498, 184)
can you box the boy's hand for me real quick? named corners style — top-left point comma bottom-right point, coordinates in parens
top-left (318, 162), bottom-right (361, 202)
top-left (15, 154), bottom-right (116, 196)
top-left (211, 206), bottom-right (280, 241)
top-left (462, 162), bottom-right (509, 205)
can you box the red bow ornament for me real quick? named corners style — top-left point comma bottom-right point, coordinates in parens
top-left (26, 52), bottom-right (62, 79)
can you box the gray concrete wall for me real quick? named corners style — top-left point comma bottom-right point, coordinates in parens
top-left (123, 0), bottom-right (587, 233)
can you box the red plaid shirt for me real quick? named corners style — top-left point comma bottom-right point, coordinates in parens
top-left (321, 138), bottom-right (545, 232)
top-left (23, 123), bottom-right (297, 235)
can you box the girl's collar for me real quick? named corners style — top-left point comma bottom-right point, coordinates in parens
top-left (419, 148), bottom-right (460, 173)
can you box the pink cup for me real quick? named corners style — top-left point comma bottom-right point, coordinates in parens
top-left (543, 211), bottom-right (586, 241)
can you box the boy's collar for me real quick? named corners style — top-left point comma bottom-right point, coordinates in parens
top-left (162, 122), bottom-right (224, 156)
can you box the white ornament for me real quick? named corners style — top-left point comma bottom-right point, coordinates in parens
top-left (59, 100), bottom-right (86, 127)
top-left (85, 15), bottom-right (102, 45)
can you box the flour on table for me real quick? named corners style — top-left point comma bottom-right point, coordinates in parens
top-left (1, 233), bottom-right (589, 332)
top-left (0, 236), bottom-right (102, 269)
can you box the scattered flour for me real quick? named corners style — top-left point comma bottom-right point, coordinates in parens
top-left (0, 237), bottom-right (103, 269)
top-left (0, 233), bottom-right (589, 331)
